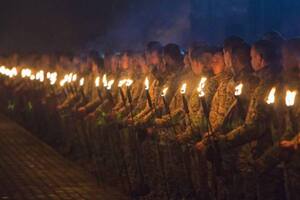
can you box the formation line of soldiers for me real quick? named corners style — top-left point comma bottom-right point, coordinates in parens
top-left (0, 34), bottom-right (299, 200)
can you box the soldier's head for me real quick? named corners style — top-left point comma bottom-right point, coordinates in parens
top-left (282, 38), bottom-right (300, 73)
top-left (111, 54), bottom-right (120, 73)
top-left (87, 50), bottom-right (101, 73)
top-left (211, 49), bottom-right (225, 75)
top-left (251, 40), bottom-right (277, 72)
top-left (190, 46), bottom-right (212, 75)
top-left (120, 51), bottom-right (133, 71)
top-left (163, 43), bottom-right (183, 72)
top-left (262, 31), bottom-right (285, 72)
top-left (231, 42), bottom-right (252, 73)
top-left (103, 52), bottom-right (113, 71)
top-left (187, 41), bottom-right (207, 66)
top-left (40, 54), bottom-right (51, 68)
top-left (223, 36), bottom-right (245, 69)
top-left (262, 31), bottom-right (285, 48)
top-left (145, 41), bottom-right (163, 66)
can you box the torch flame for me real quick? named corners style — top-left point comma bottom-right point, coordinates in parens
top-left (161, 87), bottom-right (168, 97)
top-left (285, 90), bottom-right (297, 107)
top-left (35, 70), bottom-right (45, 82)
top-left (30, 75), bottom-right (35, 80)
top-left (145, 77), bottom-right (149, 90)
top-left (234, 83), bottom-right (243, 96)
top-left (50, 76), bottom-right (57, 85)
top-left (59, 79), bottom-right (66, 87)
top-left (197, 77), bottom-right (207, 97)
top-left (107, 80), bottom-right (115, 90)
top-left (49, 72), bottom-right (57, 85)
top-left (95, 76), bottom-right (100, 87)
top-left (72, 73), bottom-right (77, 82)
top-left (180, 83), bottom-right (187, 94)
top-left (266, 87), bottom-right (276, 104)
top-left (21, 68), bottom-right (32, 78)
top-left (102, 74), bottom-right (107, 87)
top-left (118, 79), bottom-right (126, 87)
top-left (79, 77), bottom-right (85, 86)
top-left (126, 79), bottom-right (133, 87)
top-left (11, 67), bottom-right (18, 77)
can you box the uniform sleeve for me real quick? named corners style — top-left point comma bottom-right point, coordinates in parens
top-left (84, 98), bottom-right (102, 113)
top-left (217, 85), bottom-right (269, 150)
top-left (154, 108), bottom-right (185, 127)
top-left (254, 143), bottom-right (292, 174)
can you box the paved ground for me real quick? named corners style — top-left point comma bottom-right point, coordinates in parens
top-left (0, 114), bottom-right (128, 200)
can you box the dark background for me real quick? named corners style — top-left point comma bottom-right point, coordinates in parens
top-left (1, 0), bottom-right (300, 53)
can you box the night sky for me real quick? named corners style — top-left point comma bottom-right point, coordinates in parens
top-left (1, 0), bottom-right (300, 53)
top-left (0, 0), bottom-right (131, 53)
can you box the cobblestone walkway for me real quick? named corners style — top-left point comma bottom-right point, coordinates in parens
top-left (0, 114), bottom-right (127, 200)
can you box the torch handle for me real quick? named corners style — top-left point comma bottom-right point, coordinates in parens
top-left (182, 94), bottom-right (189, 114)
top-left (119, 88), bottom-right (127, 106)
top-left (146, 90), bottom-right (153, 109)
top-left (162, 96), bottom-right (170, 115)
top-left (80, 87), bottom-right (85, 99)
top-left (126, 86), bottom-right (132, 104)
top-left (106, 89), bottom-right (114, 104)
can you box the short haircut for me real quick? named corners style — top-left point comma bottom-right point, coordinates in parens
top-left (190, 45), bottom-right (212, 62)
top-left (163, 43), bottom-right (183, 63)
top-left (252, 40), bottom-right (278, 64)
top-left (262, 31), bottom-right (285, 47)
top-left (232, 42), bottom-right (251, 68)
top-left (146, 41), bottom-right (163, 54)
top-left (223, 36), bottom-right (245, 52)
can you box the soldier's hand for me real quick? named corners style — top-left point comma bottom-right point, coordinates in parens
top-left (195, 141), bottom-right (206, 152)
top-left (84, 112), bottom-right (97, 121)
top-left (202, 132), bottom-right (209, 138)
top-left (176, 134), bottom-right (190, 144)
top-left (77, 106), bottom-right (87, 116)
top-left (106, 112), bottom-right (117, 121)
top-left (280, 140), bottom-right (295, 150)
top-left (154, 118), bottom-right (165, 126)
top-left (56, 104), bottom-right (63, 111)
top-left (126, 118), bottom-right (134, 125)
top-left (146, 127), bottom-right (156, 136)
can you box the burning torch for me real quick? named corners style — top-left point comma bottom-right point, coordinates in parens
top-left (144, 77), bottom-right (152, 109)
top-left (79, 77), bottom-right (85, 99)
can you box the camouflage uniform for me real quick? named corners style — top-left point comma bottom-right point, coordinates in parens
top-left (254, 72), bottom-right (300, 200)
top-left (204, 68), bottom-right (258, 200)
top-left (211, 66), bottom-right (282, 200)
top-left (131, 68), bottom-right (182, 199)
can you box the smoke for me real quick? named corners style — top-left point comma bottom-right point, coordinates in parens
top-left (87, 0), bottom-right (191, 52)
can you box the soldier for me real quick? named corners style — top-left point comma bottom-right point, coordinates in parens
top-left (254, 38), bottom-right (300, 200)
top-left (193, 37), bottom-right (243, 200)
top-left (175, 46), bottom-right (218, 200)
top-left (197, 39), bottom-right (283, 200)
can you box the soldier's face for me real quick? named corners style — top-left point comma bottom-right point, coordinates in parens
top-left (147, 52), bottom-right (161, 66)
top-left (121, 55), bottom-right (129, 70)
top-left (211, 53), bottom-right (225, 75)
top-left (251, 47), bottom-right (263, 71)
top-left (191, 60), bottom-right (204, 75)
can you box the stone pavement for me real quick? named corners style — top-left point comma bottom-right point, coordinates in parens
top-left (0, 114), bottom-right (128, 200)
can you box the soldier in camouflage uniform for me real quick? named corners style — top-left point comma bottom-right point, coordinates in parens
top-left (193, 37), bottom-right (242, 200)
top-left (253, 38), bottom-right (300, 200)
top-left (205, 42), bottom-right (259, 200)
top-left (197, 40), bottom-right (283, 200)
top-left (175, 46), bottom-right (223, 200)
